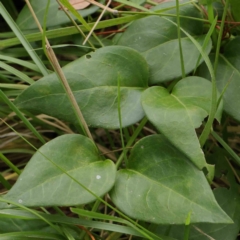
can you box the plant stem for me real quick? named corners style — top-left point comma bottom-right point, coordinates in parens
top-left (117, 77), bottom-right (128, 166)
top-left (214, 0), bottom-right (230, 74)
top-left (211, 130), bottom-right (240, 166)
top-left (0, 173), bottom-right (12, 190)
top-left (0, 152), bottom-right (21, 175)
top-left (206, 0), bottom-right (218, 47)
top-left (0, 90), bottom-right (46, 144)
top-left (116, 117), bottom-right (148, 168)
top-left (24, 0), bottom-right (93, 141)
top-left (0, 3), bottom-right (49, 76)
top-left (199, 0), bottom-right (230, 147)
top-left (176, 0), bottom-right (185, 78)
top-left (56, 0), bottom-right (95, 49)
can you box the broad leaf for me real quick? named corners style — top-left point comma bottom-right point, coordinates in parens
top-left (114, 3), bottom-right (203, 52)
top-left (152, 188), bottom-right (239, 240)
top-left (110, 135), bottom-right (232, 224)
top-left (0, 134), bottom-right (116, 208)
top-left (151, 150), bottom-right (240, 240)
top-left (198, 37), bottom-right (240, 122)
top-left (16, 0), bottom-right (101, 30)
top-left (14, 46), bottom-right (148, 129)
top-left (141, 76), bottom-right (222, 169)
top-left (142, 36), bottom-right (211, 84)
top-left (114, 3), bottom-right (212, 83)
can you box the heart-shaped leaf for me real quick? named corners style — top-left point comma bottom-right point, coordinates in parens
top-left (141, 76), bottom-right (222, 169)
top-left (152, 190), bottom-right (239, 240)
top-left (14, 46), bottom-right (148, 129)
top-left (110, 135), bottom-right (232, 224)
top-left (198, 37), bottom-right (240, 122)
top-left (0, 134), bottom-right (116, 208)
top-left (114, 3), bottom-right (212, 84)
top-left (152, 173), bottom-right (240, 239)
top-left (16, 0), bottom-right (101, 30)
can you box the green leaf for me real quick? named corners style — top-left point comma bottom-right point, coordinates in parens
top-left (151, 149), bottom-right (239, 239)
top-left (0, 209), bottom-right (156, 239)
top-left (198, 37), bottom-right (240, 122)
top-left (0, 218), bottom-right (54, 234)
top-left (142, 35), bottom-right (212, 84)
top-left (16, 0), bottom-right (102, 30)
top-left (141, 76), bottom-right (222, 169)
top-left (14, 46), bottom-right (148, 129)
top-left (195, 187), bottom-right (240, 240)
top-left (152, 182), bottom-right (239, 239)
top-left (0, 134), bottom-right (116, 208)
top-left (114, 3), bottom-right (211, 83)
top-left (0, 232), bottom-right (65, 240)
top-left (114, 3), bottom-right (203, 52)
top-left (0, 215), bottom-right (81, 239)
top-left (230, 0), bottom-right (240, 22)
top-left (110, 135), bottom-right (232, 224)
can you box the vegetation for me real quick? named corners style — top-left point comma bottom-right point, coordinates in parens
top-left (0, 0), bottom-right (240, 239)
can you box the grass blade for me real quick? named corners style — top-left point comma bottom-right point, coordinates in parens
top-left (0, 3), bottom-right (49, 76)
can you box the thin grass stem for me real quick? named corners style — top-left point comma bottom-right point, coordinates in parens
top-left (176, 0), bottom-right (185, 78)
top-left (0, 3), bottom-right (49, 76)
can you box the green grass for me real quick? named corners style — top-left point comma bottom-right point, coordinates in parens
top-left (1, 0), bottom-right (240, 239)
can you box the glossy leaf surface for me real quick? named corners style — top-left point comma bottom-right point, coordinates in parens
top-left (0, 134), bottom-right (116, 208)
top-left (14, 46), bottom-right (148, 129)
top-left (110, 135), bottom-right (232, 224)
top-left (16, 0), bottom-right (101, 30)
top-left (141, 76), bottom-right (222, 169)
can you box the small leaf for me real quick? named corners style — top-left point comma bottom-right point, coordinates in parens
top-left (0, 134), bottom-right (116, 208)
top-left (141, 76), bottom-right (222, 169)
top-left (14, 46), bottom-right (149, 129)
top-left (110, 135), bottom-right (232, 224)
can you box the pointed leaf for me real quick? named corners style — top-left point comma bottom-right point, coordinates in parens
top-left (114, 3), bottom-right (212, 83)
top-left (154, 150), bottom-right (240, 240)
top-left (141, 76), bottom-right (222, 169)
top-left (110, 135), bottom-right (232, 224)
top-left (0, 134), bottom-right (116, 208)
top-left (14, 46), bottom-right (148, 129)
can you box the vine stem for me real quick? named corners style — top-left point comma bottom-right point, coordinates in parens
top-left (24, 0), bottom-right (93, 141)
